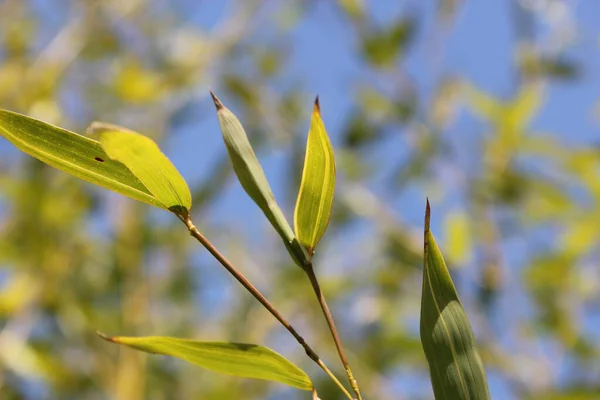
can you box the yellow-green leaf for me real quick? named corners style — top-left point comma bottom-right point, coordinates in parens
top-left (464, 83), bottom-right (543, 130)
top-left (507, 84), bottom-right (543, 128)
top-left (337, 0), bottom-right (365, 21)
top-left (421, 200), bottom-right (490, 400)
top-left (210, 91), bottom-right (308, 267)
top-left (561, 217), bottom-right (597, 256)
top-left (99, 334), bottom-right (312, 391)
top-left (94, 123), bottom-right (192, 216)
top-left (0, 109), bottom-right (162, 208)
top-left (294, 98), bottom-right (336, 254)
top-left (463, 84), bottom-right (503, 124)
top-left (443, 211), bottom-right (472, 267)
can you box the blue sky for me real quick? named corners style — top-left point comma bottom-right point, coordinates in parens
top-left (178, 2), bottom-right (600, 398)
top-left (2, 0), bottom-right (600, 398)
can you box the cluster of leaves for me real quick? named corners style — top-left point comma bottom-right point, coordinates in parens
top-left (0, 1), bottom-right (599, 399)
top-left (1, 86), bottom-right (490, 398)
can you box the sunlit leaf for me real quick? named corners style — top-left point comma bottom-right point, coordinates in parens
top-left (561, 217), bottom-right (597, 256)
top-left (421, 200), bottom-right (490, 400)
top-left (0, 333), bottom-right (49, 379)
top-left (92, 123), bottom-right (192, 216)
top-left (361, 17), bottom-right (415, 68)
top-left (522, 177), bottom-right (574, 223)
top-left (337, 0), bottom-right (365, 21)
top-left (113, 60), bottom-right (164, 103)
top-left (210, 91), bottom-right (308, 267)
top-left (464, 83), bottom-right (543, 131)
top-left (99, 334), bottom-right (313, 391)
top-left (0, 109), bottom-right (162, 208)
top-left (294, 98), bottom-right (336, 254)
top-left (520, 135), bottom-right (568, 160)
top-left (534, 389), bottom-right (600, 400)
top-left (463, 84), bottom-right (503, 124)
top-left (524, 252), bottom-right (572, 291)
top-left (0, 273), bottom-right (38, 315)
top-left (563, 149), bottom-right (600, 200)
top-left (443, 211), bottom-right (472, 267)
top-left (507, 84), bottom-right (543, 128)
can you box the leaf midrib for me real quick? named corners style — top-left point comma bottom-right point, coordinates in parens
top-left (0, 124), bottom-right (157, 205)
top-left (425, 235), bottom-right (470, 399)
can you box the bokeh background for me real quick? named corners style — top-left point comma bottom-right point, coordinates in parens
top-left (1, 0), bottom-right (600, 399)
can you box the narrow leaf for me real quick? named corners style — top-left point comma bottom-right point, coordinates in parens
top-left (210, 91), bottom-right (308, 267)
top-left (0, 109), bottom-right (162, 208)
top-left (420, 200), bottom-right (490, 400)
top-left (507, 83), bottom-right (543, 128)
top-left (99, 333), bottom-right (312, 391)
top-left (463, 84), bottom-right (503, 124)
top-left (294, 98), bottom-right (336, 254)
top-left (94, 123), bottom-right (192, 216)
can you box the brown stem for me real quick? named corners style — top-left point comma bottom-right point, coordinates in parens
top-left (305, 264), bottom-right (362, 400)
top-left (179, 215), bottom-right (352, 400)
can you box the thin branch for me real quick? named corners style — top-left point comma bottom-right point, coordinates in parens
top-left (178, 215), bottom-right (352, 400)
top-left (305, 264), bottom-right (362, 400)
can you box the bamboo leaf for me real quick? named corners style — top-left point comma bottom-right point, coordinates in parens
top-left (443, 211), bottom-right (472, 266)
top-left (464, 83), bottom-right (543, 130)
top-left (210, 91), bottom-right (308, 267)
top-left (98, 333), bottom-right (313, 391)
top-left (463, 84), bottom-right (503, 124)
top-left (294, 98), bottom-right (336, 254)
top-left (507, 84), bottom-right (543, 128)
top-left (420, 200), bottom-right (490, 400)
top-left (0, 109), bottom-right (162, 208)
top-left (94, 123), bottom-right (192, 216)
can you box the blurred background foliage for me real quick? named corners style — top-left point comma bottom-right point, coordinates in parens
top-left (0, 0), bottom-right (599, 399)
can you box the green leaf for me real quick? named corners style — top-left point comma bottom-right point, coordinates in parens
top-left (420, 200), bottom-right (490, 400)
top-left (94, 123), bottom-right (192, 216)
top-left (561, 217), bottom-right (598, 256)
top-left (210, 91), bottom-right (308, 267)
top-left (463, 84), bottom-right (503, 124)
top-left (464, 83), bottom-right (543, 130)
top-left (443, 211), bottom-right (472, 266)
top-left (0, 109), bottom-right (162, 208)
top-left (337, 0), bottom-right (365, 21)
top-left (361, 17), bottom-right (415, 68)
top-left (506, 84), bottom-right (543, 129)
top-left (98, 333), bottom-right (313, 391)
top-left (294, 98), bottom-right (336, 254)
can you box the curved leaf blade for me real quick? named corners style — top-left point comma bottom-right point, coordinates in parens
top-left (95, 123), bottom-right (192, 216)
top-left (210, 92), bottom-right (308, 267)
top-left (0, 109), bottom-right (162, 208)
top-left (99, 334), bottom-right (312, 391)
top-left (294, 98), bottom-right (336, 253)
top-left (420, 200), bottom-right (490, 400)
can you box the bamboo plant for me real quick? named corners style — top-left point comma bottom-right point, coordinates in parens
top-left (0, 93), bottom-right (490, 399)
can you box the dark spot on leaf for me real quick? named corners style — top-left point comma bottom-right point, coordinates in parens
top-left (95, 157), bottom-right (105, 162)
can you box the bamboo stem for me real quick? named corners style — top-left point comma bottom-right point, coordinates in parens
top-left (305, 264), bottom-right (362, 400)
top-left (179, 215), bottom-right (352, 400)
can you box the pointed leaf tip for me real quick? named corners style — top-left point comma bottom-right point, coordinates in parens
top-left (313, 96), bottom-right (320, 114)
top-left (212, 96), bottom-right (307, 267)
top-left (96, 331), bottom-right (115, 343)
top-left (420, 202), bottom-right (490, 400)
top-left (294, 99), bottom-right (335, 252)
top-left (210, 91), bottom-right (224, 110)
top-left (425, 198), bottom-right (431, 233)
top-left (101, 336), bottom-right (313, 390)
